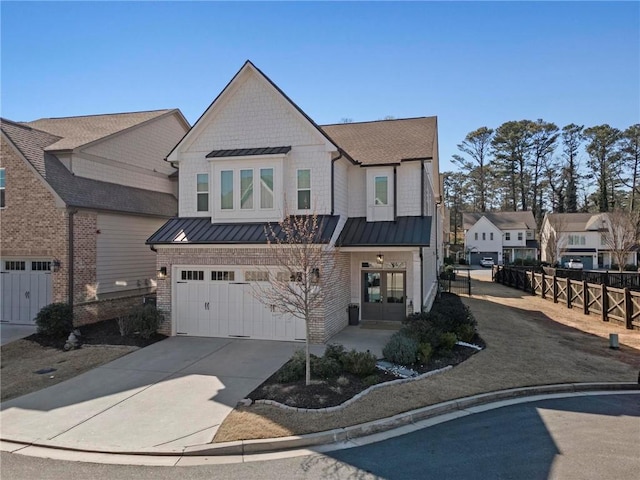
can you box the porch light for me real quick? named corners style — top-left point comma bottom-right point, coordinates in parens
top-left (157, 267), bottom-right (168, 279)
top-left (52, 259), bottom-right (61, 272)
top-left (377, 253), bottom-right (384, 265)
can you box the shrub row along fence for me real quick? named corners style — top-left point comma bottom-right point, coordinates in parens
top-left (493, 266), bottom-right (640, 330)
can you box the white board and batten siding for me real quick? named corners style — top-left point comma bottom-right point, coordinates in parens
top-left (96, 213), bottom-right (165, 296)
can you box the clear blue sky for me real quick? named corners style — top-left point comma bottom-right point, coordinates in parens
top-left (2, 1), bottom-right (638, 172)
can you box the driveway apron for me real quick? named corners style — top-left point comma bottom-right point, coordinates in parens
top-left (0, 337), bottom-right (301, 451)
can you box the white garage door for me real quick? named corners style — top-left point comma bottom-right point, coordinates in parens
top-left (1, 260), bottom-right (52, 324)
top-left (174, 268), bottom-right (306, 341)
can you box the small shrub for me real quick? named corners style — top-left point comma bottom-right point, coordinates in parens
top-left (456, 324), bottom-right (476, 343)
top-left (342, 349), bottom-right (377, 377)
top-left (311, 355), bottom-right (342, 379)
top-left (277, 350), bottom-right (306, 383)
top-left (117, 316), bottom-right (135, 337)
top-left (382, 332), bottom-right (419, 365)
top-left (362, 374), bottom-right (380, 387)
top-left (128, 304), bottom-right (163, 339)
top-left (336, 375), bottom-right (350, 387)
top-left (324, 343), bottom-right (346, 363)
top-left (35, 303), bottom-right (73, 338)
top-left (438, 332), bottom-right (458, 352)
top-left (418, 342), bottom-right (433, 363)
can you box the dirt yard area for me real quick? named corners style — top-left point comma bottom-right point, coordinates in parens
top-left (214, 273), bottom-right (640, 443)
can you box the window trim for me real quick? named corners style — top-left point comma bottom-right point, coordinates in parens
top-left (260, 168), bottom-right (274, 210)
top-left (474, 232), bottom-right (478, 240)
top-left (505, 232), bottom-right (511, 241)
top-left (374, 175), bottom-right (389, 206)
top-left (0, 167), bottom-right (5, 209)
top-left (196, 173), bottom-right (209, 212)
top-left (240, 169), bottom-right (254, 210)
top-left (220, 170), bottom-right (234, 210)
top-left (297, 168), bottom-right (311, 210)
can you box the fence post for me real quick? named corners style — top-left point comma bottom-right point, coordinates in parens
top-left (583, 280), bottom-right (589, 315)
top-left (567, 278), bottom-right (572, 308)
top-left (467, 269), bottom-right (471, 296)
top-left (553, 276), bottom-right (558, 303)
top-left (541, 271), bottom-right (546, 299)
top-left (624, 288), bottom-right (633, 329)
top-left (601, 284), bottom-right (608, 322)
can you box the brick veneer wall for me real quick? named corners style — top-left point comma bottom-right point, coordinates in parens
top-left (155, 246), bottom-right (341, 342)
top-left (321, 251), bottom-right (351, 342)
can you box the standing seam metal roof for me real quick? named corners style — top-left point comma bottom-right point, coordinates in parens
top-left (337, 217), bottom-right (432, 247)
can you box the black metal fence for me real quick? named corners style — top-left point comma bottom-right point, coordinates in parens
top-left (543, 267), bottom-right (640, 291)
top-left (440, 269), bottom-right (472, 296)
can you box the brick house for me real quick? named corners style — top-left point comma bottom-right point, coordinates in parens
top-left (147, 61), bottom-right (443, 343)
top-left (0, 110), bottom-right (189, 325)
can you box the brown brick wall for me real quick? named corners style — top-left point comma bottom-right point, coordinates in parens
top-left (321, 251), bottom-right (351, 342)
top-left (74, 294), bottom-right (148, 327)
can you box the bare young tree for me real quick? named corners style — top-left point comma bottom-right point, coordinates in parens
top-left (601, 210), bottom-right (640, 271)
top-left (256, 211), bottom-right (338, 386)
top-left (541, 214), bottom-right (568, 266)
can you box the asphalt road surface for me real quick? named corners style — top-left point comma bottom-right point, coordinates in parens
top-left (2, 393), bottom-right (638, 480)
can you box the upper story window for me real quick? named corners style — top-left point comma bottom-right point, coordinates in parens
top-left (260, 168), bottom-right (274, 209)
top-left (221, 170), bottom-right (234, 210)
top-left (0, 168), bottom-right (5, 208)
top-left (482, 232), bottom-right (486, 240)
top-left (490, 232), bottom-right (494, 241)
top-left (374, 176), bottom-right (388, 205)
top-left (474, 232), bottom-right (478, 240)
top-left (240, 169), bottom-right (253, 210)
top-left (196, 174), bottom-right (209, 212)
top-left (518, 232), bottom-right (523, 241)
top-left (505, 232), bottom-right (511, 240)
top-left (526, 230), bottom-right (534, 239)
top-left (568, 235), bottom-right (586, 246)
top-left (297, 169), bottom-right (311, 210)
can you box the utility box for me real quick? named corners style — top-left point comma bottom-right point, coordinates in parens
top-left (348, 304), bottom-right (359, 325)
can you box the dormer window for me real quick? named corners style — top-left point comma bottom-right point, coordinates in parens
top-left (374, 176), bottom-right (388, 205)
top-left (197, 174), bottom-right (209, 212)
top-left (297, 169), bottom-right (311, 210)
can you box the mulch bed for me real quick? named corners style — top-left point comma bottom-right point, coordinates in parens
top-left (247, 334), bottom-right (485, 409)
top-left (26, 318), bottom-right (167, 350)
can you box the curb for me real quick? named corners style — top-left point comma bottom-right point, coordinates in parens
top-left (2, 382), bottom-right (638, 459)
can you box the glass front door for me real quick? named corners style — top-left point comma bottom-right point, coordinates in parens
top-left (362, 271), bottom-right (406, 321)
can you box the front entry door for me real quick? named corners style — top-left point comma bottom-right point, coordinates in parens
top-left (362, 271), bottom-right (406, 321)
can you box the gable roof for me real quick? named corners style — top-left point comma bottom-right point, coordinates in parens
top-left (23, 109), bottom-right (179, 151)
top-left (546, 212), bottom-right (606, 232)
top-left (463, 211), bottom-right (536, 230)
top-left (1, 118), bottom-right (177, 217)
top-left (321, 117), bottom-right (437, 165)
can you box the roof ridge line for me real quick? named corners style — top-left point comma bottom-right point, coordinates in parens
top-left (28, 109), bottom-right (174, 121)
top-left (321, 116), bottom-right (435, 127)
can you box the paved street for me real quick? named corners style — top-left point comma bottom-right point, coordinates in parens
top-left (2, 393), bottom-right (638, 479)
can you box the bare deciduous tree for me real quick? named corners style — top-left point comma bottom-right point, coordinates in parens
top-left (601, 210), bottom-right (640, 271)
top-left (255, 211), bottom-right (338, 386)
top-left (541, 215), bottom-right (568, 266)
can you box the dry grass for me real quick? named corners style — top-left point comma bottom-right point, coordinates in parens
top-left (0, 340), bottom-right (137, 401)
top-left (214, 276), bottom-right (640, 443)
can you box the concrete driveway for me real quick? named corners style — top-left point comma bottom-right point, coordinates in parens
top-left (0, 323), bottom-right (37, 346)
top-left (0, 337), bottom-right (303, 452)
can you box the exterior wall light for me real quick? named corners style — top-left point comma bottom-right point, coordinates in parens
top-left (157, 267), bottom-right (168, 279)
top-left (52, 259), bottom-right (61, 272)
top-left (377, 253), bottom-right (384, 265)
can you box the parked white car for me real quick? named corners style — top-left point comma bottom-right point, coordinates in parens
top-left (480, 257), bottom-right (495, 268)
top-left (564, 259), bottom-right (584, 269)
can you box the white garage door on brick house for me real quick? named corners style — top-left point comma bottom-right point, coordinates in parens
top-left (173, 266), bottom-right (306, 341)
top-left (1, 259), bottom-right (52, 324)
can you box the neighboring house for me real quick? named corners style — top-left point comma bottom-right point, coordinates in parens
top-left (147, 61), bottom-right (443, 343)
top-left (540, 212), bottom-right (638, 270)
top-left (463, 211), bottom-right (538, 265)
top-left (0, 110), bottom-right (190, 325)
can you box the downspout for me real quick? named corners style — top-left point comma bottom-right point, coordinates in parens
top-left (420, 249), bottom-right (424, 312)
top-left (67, 208), bottom-right (78, 314)
top-left (421, 160), bottom-right (425, 217)
top-left (330, 152), bottom-right (343, 216)
top-left (393, 166), bottom-right (397, 221)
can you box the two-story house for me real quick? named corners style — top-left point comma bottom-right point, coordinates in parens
top-left (0, 110), bottom-right (189, 325)
top-left (540, 212), bottom-right (638, 269)
top-left (463, 211), bottom-right (538, 265)
top-left (147, 61), bottom-right (443, 343)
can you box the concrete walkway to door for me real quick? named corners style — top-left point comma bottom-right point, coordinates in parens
top-left (0, 327), bottom-right (395, 453)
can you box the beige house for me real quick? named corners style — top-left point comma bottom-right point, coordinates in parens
top-left (0, 110), bottom-right (189, 325)
top-left (147, 61), bottom-right (443, 343)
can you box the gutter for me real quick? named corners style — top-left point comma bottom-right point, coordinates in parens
top-left (330, 152), bottom-right (343, 216)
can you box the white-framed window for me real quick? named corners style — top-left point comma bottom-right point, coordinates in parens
top-left (260, 168), bottom-right (274, 209)
top-left (221, 170), bottom-right (234, 210)
top-left (0, 167), bottom-right (5, 208)
top-left (374, 176), bottom-right (388, 205)
top-left (181, 270), bottom-right (204, 281)
top-left (32, 261), bottom-right (51, 271)
top-left (297, 169), bottom-right (311, 210)
top-left (240, 169), bottom-right (253, 210)
top-left (505, 232), bottom-right (511, 240)
top-left (518, 232), bottom-right (523, 241)
top-left (245, 271), bottom-right (269, 282)
top-left (474, 232), bottom-right (478, 240)
top-left (212, 271), bottom-right (235, 281)
top-left (482, 232), bottom-right (486, 240)
top-left (196, 174), bottom-right (209, 212)
top-left (568, 235), bottom-right (586, 246)
top-left (490, 232), bottom-right (494, 241)
top-left (5, 261), bottom-right (25, 271)
top-left (601, 233), bottom-right (608, 245)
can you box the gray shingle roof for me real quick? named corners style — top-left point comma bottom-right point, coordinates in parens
top-left (463, 211), bottom-right (537, 230)
top-left (546, 212), bottom-right (606, 232)
top-left (1, 118), bottom-right (177, 217)
top-left (321, 117), bottom-right (437, 165)
top-left (24, 109), bottom-right (175, 151)
top-left (206, 146), bottom-right (291, 158)
top-left (337, 216), bottom-right (432, 247)
top-left (147, 216), bottom-right (339, 245)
